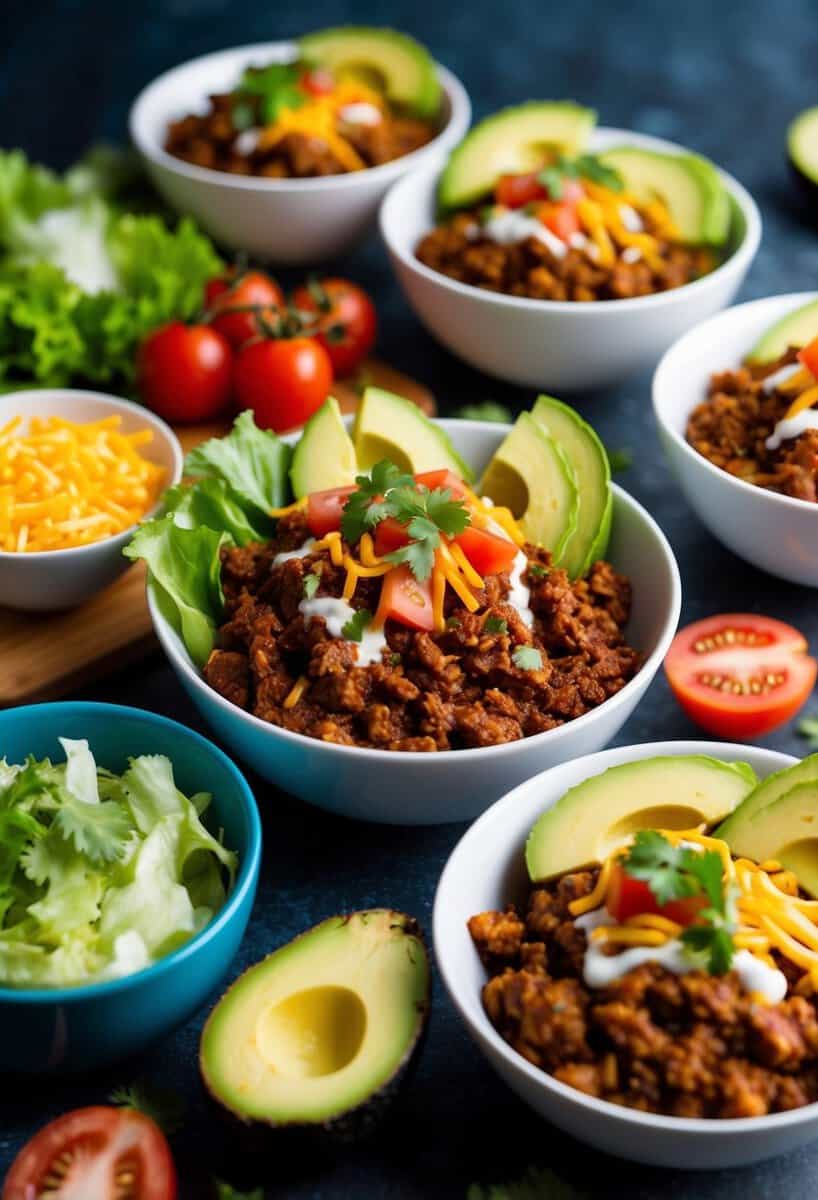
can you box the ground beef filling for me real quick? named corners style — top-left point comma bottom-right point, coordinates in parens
top-left (165, 92), bottom-right (435, 177)
top-left (202, 511), bottom-right (639, 751)
top-left (470, 871), bottom-right (818, 1118)
top-left (686, 350), bottom-right (818, 503)
top-left (415, 211), bottom-right (715, 302)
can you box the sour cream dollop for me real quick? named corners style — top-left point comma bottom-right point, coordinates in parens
top-left (273, 539), bottom-right (317, 566)
top-left (766, 409), bottom-right (818, 451)
top-left (298, 596), bottom-right (388, 667)
top-left (482, 208), bottom-right (567, 259)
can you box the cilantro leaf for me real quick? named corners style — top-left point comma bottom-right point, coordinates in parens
top-left (527, 562), bottom-right (548, 579)
top-left (484, 616), bottom-right (508, 634)
top-left (341, 608), bottom-right (372, 643)
top-left (538, 153), bottom-right (623, 199)
top-left (686, 849), bottom-right (725, 911)
top-left (453, 401), bottom-right (513, 424)
top-left (621, 831), bottom-right (701, 906)
top-left (340, 460), bottom-right (414, 542)
top-left (512, 645), bottom-right (543, 671)
top-left (303, 571), bottom-right (320, 599)
top-left (681, 894), bottom-right (737, 975)
top-left (425, 487), bottom-right (470, 537)
top-left (797, 715), bottom-right (818, 748)
top-left (446, 616), bottom-right (462, 629)
top-left (111, 1079), bottom-right (186, 1135)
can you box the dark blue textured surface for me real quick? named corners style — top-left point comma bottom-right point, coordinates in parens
top-left (3, 1), bottom-right (818, 1194)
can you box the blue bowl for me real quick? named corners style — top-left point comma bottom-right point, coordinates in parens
top-left (0, 702), bottom-right (261, 1073)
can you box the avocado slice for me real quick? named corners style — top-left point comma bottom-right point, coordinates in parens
top-left (354, 387), bottom-right (474, 481)
top-left (788, 106), bottom-right (818, 200)
top-left (200, 910), bottom-right (430, 1137)
top-left (438, 102), bottom-right (596, 210)
top-left (720, 783), bottom-right (818, 898)
top-left (716, 755), bottom-right (818, 843)
top-left (290, 398), bottom-right (357, 498)
top-left (746, 298), bottom-right (818, 365)
top-left (479, 411), bottom-right (578, 561)
top-left (525, 755), bottom-right (757, 882)
top-left (598, 146), bottom-right (729, 245)
top-left (299, 27), bottom-right (441, 119)
top-left (530, 395), bottom-right (611, 578)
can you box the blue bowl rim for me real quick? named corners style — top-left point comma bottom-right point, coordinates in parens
top-left (0, 701), bottom-right (262, 1005)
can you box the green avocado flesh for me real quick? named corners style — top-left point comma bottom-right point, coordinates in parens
top-left (746, 299), bottom-right (818, 365)
top-left (716, 754), bottom-right (818, 842)
top-left (200, 910), bottom-right (430, 1128)
top-left (598, 146), bottom-right (729, 245)
top-left (530, 395), bottom-right (611, 578)
top-left (299, 27), bottom-right (441, 118)
top-left (354, 387), bottom-right (473, 481)
top-left (438, 102), bottom-right (596, 210)
top-left (479, 411), bottom-right (578, 562)
top-left (525, 756), bottom-right (757, 882)
top-left (788, 106), bottom-right (818, 186)
top-left (719, 782), bottom-right (818, 898)
top-left (290, 398), bottom-right (357, 498)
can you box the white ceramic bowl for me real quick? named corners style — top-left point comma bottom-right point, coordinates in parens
top-left (380, 128), bottom-right (761, 391)
top-left (129, 41), bottom-right (471, 265)
top-left (654, 292), bottom-right (818, 588)
top-left (0, 390), bottom-right (182, 612)
top-left (147, 419), bottom-right (680, 824)
top-left (433, 739), bottom-right (806, 1169)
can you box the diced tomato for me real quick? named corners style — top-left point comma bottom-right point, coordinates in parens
top-left (494, 172), bottom-right (548, 209)
top-left (374, 564), bottom-right (434, 632)
top-left (300, 68), bottom-right (335, 95)
top-left (538, 201), bottom-right (583, 242)
top-left (306, 486), bottom-right (355, 537)
top-left (606, 863), bottom-right (706, 927)
top-left (454, 526), bottom-right (517, 577)
top-left (798, 334), bottom-right (818, 380)
top-left (374, 517), bottom-right (410, 556)
top-left (559, 178), bottom-right (585, 204)
top-left (413, 469), bottom-right (469, 497)
top-left (664, 614), bottom-right (817, 740)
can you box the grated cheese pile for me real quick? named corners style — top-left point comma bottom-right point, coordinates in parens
top-left (774, 363), bottom-right (818, 421)
top-left (574, 180), bottom-right (683, 271)
top-left (0, 414), bottom-right (166, 553)
top-left (568, 828), bottom-right (818, 996)
top-left (256, 79), bottom-right (386, 173)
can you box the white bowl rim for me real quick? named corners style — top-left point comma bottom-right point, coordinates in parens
top-left (380, 125), bottom-right (762, 315)
top-left (432, 737), bottom-right (818, 1137)
top-left (147, 418), bottom-right (682, 764)
top-left (129, 39), bottom-right (470, 194)
top-left (653, 289), bottom-right (818, 515)
top-left (0, 388), bottom-right (184, 562)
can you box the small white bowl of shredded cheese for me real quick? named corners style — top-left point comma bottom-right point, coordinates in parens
top-left (653, 291), bottom-right (818, 588)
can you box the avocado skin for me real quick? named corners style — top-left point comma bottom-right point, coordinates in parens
top-left (200, 911), bottom-right (431, 1147)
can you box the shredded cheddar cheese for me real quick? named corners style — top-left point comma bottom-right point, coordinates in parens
top-left (269, 497), bottom-right (307, 518)
top-left (431, 551), bottom-right (446, 633)
top-left (784, 384), bottom-right (818, 422)
top-left (256, 80), bottom-right (384, 174)
top-left (283, 675), bottom-right (309, 710)
top-left (0, 415), bottom-right (165, 554)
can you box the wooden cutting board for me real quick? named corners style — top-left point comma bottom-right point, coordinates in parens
top-left (0, 360), bottom-right (434, 708)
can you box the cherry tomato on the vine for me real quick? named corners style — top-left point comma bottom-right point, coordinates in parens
top-left (292, 277), bottom-right (377, 376)
top-left (204, 270), bottom-right (284, 349)
top-left (137, 322), bottom-right (233, 424)
top-left (233, 336), bottom-right (333, 433)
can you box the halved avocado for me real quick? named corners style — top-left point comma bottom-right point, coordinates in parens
top-left (438, 102), bottom-right (596, 210)
top-left (530, 395), bottom-right (611, 578)
top-left (720, 782), bottom-right (818, 898)
top-left (746, 298), bottom-right (818, 365)
top-left (525, 756), bottom-right (757, 882)
top-left (598, 146), bottom-right (729, 245)
top-left (354, 386), bottom-right (474, 481)
top-left (299, 27), bottom-right (440, 118)
top-left (788, 106), bottom-right (818, 203)
top-left (201, 910), bottom-right (430, 1140)
top-left (716, 754), bottom-right (818, 842)
top-left (479, 411), bottom-right (578, 562)
top-left (290, 398), bottom-right (357, 498)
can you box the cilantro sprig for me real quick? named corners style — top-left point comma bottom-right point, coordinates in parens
top-left (341, 460), bottom-right (471, 582)
top-left (620, 831), bottom-right (737, 974)
top-left (341, 608), bottom-right (372, 642)
top-left (512, 645), bottom-right (543, 671)
top-left (234, 62), bottom-right (306, 125)
top-left (539, 153), bottom-right (624, 200)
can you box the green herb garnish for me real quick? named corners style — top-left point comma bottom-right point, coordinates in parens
top-left (797, 715), bottom-right (818, 748)
top-left (484, 616), bottom-right (508, 634)
top-left (237, 62), bottom-right (305, 124)
top-left (111, 1080), bottom-right (186, 1135)
top-left (446, 616), bottom-right (462, 629)
top-left (539, 153), bottom-right (624, 199)
top-left (390, 653), bottom-right (402, 666)
top-left (341, 608), bottom-right (372, 643)
top-left (512, 645), bottom-right (543, 670)
top-left (621, 831), bottom-right (737, 974)
top-left (527, 563), bottom-right (548, 579)
top-left (606, 445), bottom-right (633, 474)
top-left (303, 572), bottom-right (320, 599)
top-left (340, 460), bottom-right (414, 543)
top-left (453, 401), bottom-right (513, 424)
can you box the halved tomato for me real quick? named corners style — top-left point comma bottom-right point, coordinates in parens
top-left (2, 1106), bottom-right (176, 1200)
top-left (454, 526), bottom-right (517, 576)
top-left (494, 172), bottom-right (548, 209)
top-left (664, 614), bottom-right (817, 740)
top-left (537, 201), bottom-right (583, 242)
top-left (373, 516), bottom-right (409, 557)
top-left (413, 469), bottom-right (468, 497)
top-left (374, 564), bottom-right (433, 631)
top-left (797, 333), bottom-right (818, 379)
top-left (607, 863), bottom-right (706, 927)
top-left (306, 486), bottom-right (355, 538)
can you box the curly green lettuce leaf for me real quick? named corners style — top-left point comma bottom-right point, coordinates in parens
top-left (185, 411), bottom-right (293, 514)
top-left (124, 516), bottom-right (231, 667)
